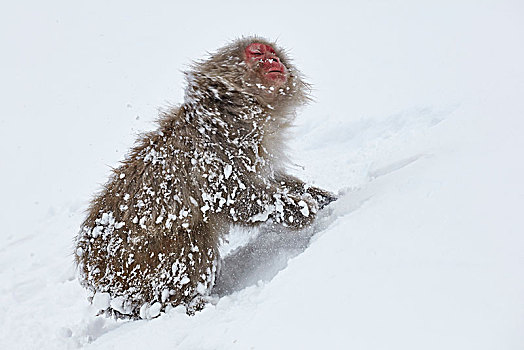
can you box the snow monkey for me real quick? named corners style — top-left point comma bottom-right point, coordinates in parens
top-left (75, 37), bottom-right (336, 319)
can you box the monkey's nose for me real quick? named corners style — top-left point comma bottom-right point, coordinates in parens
top-left (262, 52), bottom-right (278, 60)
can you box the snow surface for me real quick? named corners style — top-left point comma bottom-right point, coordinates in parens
top-left (1, 1), bottom-right (524, 349)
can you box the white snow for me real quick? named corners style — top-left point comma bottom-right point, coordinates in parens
top-left (1, 1), bottom-right (523, 349)
top-left (92, 293), bottom-right (111, 311)
top-left (223, 164), bottom-right (233, 180)
top-left (298, 200), bottom-right (310, 217)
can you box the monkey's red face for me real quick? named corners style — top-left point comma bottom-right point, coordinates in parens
top-left (244, 43), bottom-right (288, 86)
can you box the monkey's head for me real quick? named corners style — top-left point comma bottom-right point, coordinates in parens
top-left (186, 37), bottom-right (310, 110)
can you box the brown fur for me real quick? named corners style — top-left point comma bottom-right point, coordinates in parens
top-left (74, 37), bottom-right (336, 319)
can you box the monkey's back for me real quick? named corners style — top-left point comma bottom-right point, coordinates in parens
top-left (75, 108), bottom-right (221, 318)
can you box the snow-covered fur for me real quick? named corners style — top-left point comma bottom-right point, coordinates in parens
top-left (74, 37), bottom-right (335, 319)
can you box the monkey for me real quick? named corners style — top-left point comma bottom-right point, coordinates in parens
top-left (74, 37), bottom-right (336, 319)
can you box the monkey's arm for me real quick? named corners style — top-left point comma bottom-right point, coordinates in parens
top-left (273, 173), bottom-right (338, 209)
top-left (228, 179), bottom-right (318, 229)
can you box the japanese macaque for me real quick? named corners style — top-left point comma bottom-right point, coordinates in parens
top-left (75, 37), bottom-right (336, 319)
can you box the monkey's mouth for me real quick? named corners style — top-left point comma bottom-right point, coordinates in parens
top-left (262, 61), bottom-right (287, 85)
top-left (264, 70), bottom-right (287, 85)
top-left (265, 66), bottom-right (286, 76)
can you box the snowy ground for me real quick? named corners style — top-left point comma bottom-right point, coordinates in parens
top-left (1, 1), bottom-right (523, 349)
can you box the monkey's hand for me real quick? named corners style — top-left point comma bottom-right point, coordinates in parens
top-left (272, 193), bottom-right (318, 229)
top-left (306, 186), bottom-right (338, 210)
top-left (273, 174), bottom-right (337, 210)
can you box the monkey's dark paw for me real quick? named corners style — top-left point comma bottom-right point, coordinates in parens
top-left (275, 194), bottom-right (318, 229)
top-left (306, 186), bottom-right (338, 210)
top-left (186, 295), bottom-right (207, 316)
